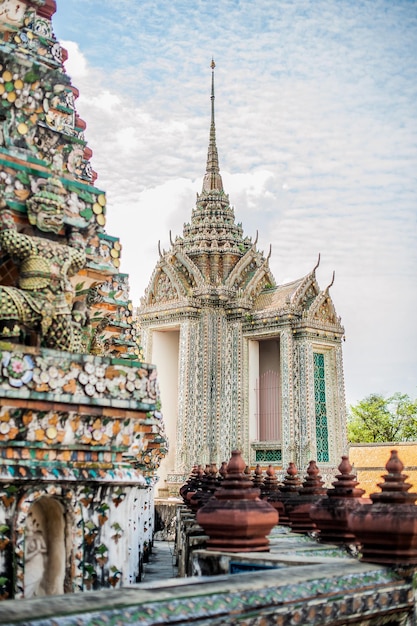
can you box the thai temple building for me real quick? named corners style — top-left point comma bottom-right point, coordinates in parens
top-left (138, 61), bottom-right (347, 494)
top-left (2, 4), bottom-right (417, 626)
top-left (0, 0), bottom-right (167, 599)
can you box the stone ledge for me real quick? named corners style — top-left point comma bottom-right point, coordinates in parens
top-left (0, 560), bottom-right (412, 626)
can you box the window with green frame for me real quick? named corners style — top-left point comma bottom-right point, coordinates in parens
top-left (255, 449), bottom-right (282, 463)
top-left (313, 352), bottom-right (329, 462)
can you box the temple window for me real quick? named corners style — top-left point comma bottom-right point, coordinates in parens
top-left (249, 338), bottom-right (281, 451)
top-left (314, 352), bottom-right (329, 462)
top-left (256, 369), bottom-right (281, 441)
top-left (254, 448), bottom-right (282, 463)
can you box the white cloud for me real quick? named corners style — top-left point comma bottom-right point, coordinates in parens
top-left (61, 40), bottom-right (88, 78)
top-left (54, 0), bottom-right (417, 405)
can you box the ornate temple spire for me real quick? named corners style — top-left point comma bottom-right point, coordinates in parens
top-left (176, 60), bottom-right (257, 283)
top-left (202, 60), bottom-right (223, 193)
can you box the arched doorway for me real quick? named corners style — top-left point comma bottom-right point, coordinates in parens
top-left (24, 496), bottom-right (66, 597)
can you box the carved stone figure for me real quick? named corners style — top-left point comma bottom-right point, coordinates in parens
top-left (0, 209), bottom-right (86, 350)
top-left (26, 175), bottom-right (66, 235)
top-left (24, 497), bottom-right (66, 598)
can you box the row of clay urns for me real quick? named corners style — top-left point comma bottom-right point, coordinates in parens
top-left (346, 450), bottom-right (417, 565)
top-left (180, 462), bottom-right (228, 511)
top-left (253, 461), bottom-right (326, 533)
top-left (181, 451), bottom-right (417, 564)
top-left (260, 458), bottom-right (371, 542)
top-left (311, 450), bottom-right (417, 565)
top-left (260, 452), bottom-right (417, 565)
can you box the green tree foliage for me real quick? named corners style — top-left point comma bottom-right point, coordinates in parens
top-left (347, 393), bottom-right (417, 443)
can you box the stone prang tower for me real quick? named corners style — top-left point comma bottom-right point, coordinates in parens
top-left (0, 0), bottom-right (166, 599)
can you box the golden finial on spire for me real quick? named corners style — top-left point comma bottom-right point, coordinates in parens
top-left (211, 59), bottom-right (216, 70)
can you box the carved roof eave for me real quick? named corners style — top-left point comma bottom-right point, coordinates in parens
top-left (196, 189), bottom-right (230, 205)
top-left (291, 270), bottom-right (320, 307)
top-left (252, 268), bottom-right (323, 313)
top-left (226, 244), bottom-right (266, 287)
top-left (170, 248), bottom-right (205, 287)
top-left (192, 286), bottom-right (236, 301)
top-left (251, 286), bottom-right (343, 332)
top-left (245, 262), bottom-right (276, 300)
top-left (138, 297), bottom-right (199, 320)
top-left (142, 262), bottom-right (184, 305)
top-left (243, 308), bottom-right (344, 336)
top-left (143, 246), bottom-right (208, 305)
top-left (252, 280), bottom-right (300, 312)
top-left (304, 288), bottom-right (342, 328)
top-left (294, 318), bottom-right (345, 335)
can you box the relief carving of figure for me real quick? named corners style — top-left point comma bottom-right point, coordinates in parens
top-left (24, 513), bottom-right (48, 597)
top-left (0, 193), bottom-right (86, 350)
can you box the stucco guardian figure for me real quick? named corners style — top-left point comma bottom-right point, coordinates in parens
top-left (0, 193), bottom-right (86, 350)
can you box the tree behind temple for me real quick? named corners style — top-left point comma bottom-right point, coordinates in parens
top-left (347, 393), bottom-right (417, 443)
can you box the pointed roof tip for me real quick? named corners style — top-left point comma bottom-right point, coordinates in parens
top-left (313, 253), bottom-right (321, 273)
top-left (202, 58), bottom-right (224, 193)
top-left (326, 271), bottom-right (335, 290)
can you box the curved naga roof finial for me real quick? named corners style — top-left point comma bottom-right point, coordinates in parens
top-left (158, 240), bottom-right (162, 258)
top-left (267, 244), bottom-right (272, 260)
top-left (202, 59), bottom-right (224, 193)
top-left (313, 253), bottom-right (321, 273)
top-left (326, 270), bottom-right (335, 290)
top-left (169, 230), bottom-right (174, 246)
top-left (254, 230), bottom-right (258, 245)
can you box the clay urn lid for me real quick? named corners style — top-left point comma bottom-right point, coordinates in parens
top-left (371, 449), bottom-right (417, 505)
top-left (263, 465), bottom-right (280, 495)
top-left (192, 463), bottom-right (219, 508)
top-left (263, 466), bottom-right (284, 511)
top-left (215, 450), bottom-right (260, 501)
top-left (280, 462), bottom-right (302, 494)
top-left (219, 461), bottom-right (228, 481)
top-left (299, 460), bottom-right (326, 497)
top-left (186, 466), bottom-right (204, 505)
top-left (179, 464), bottom-right (198, 501)
top-left (253, 464), bottom-right (264, 489)
top-left (206, 463), bottom-right (219, 494)
top-left (329, 455), bottom-right (365, 499)
top-left (196, 451), bottom-right (279, 552)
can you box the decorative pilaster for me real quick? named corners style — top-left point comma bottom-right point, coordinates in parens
top-left (280, 329), bottom-right (295, 469)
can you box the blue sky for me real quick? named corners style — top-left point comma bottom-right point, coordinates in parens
top-left (53, 0), bottom-right (417, 406)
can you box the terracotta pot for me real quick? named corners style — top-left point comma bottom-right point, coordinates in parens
top-left (288, 460), bottom-right (326, 533)
top-left (277, 462), bottom-right (302, 525)
top-left (348, 450), bottom-right (417, 565)
top-left (197, 450), bottom-right (278, 552)
top-left (310, 455), bottom-right (370, 545)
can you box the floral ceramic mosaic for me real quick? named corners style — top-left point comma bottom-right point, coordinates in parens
top-left (0, 0), bottom-right (167, 601)
top-left (0, 345), bottom-right (159, 406)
